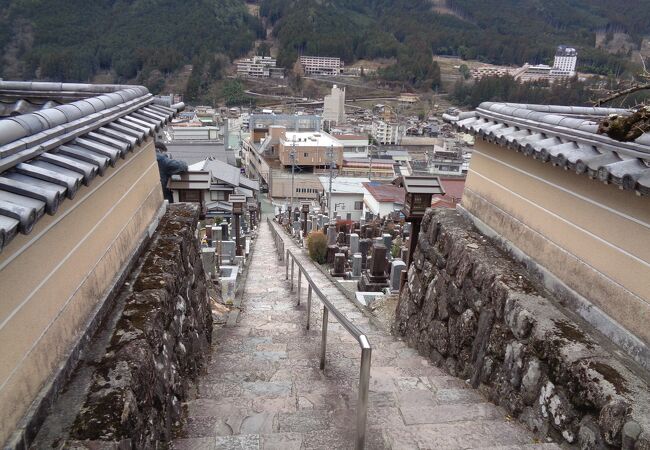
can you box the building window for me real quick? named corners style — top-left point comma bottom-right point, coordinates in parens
top-left (179, 190), bottom-right (202, 203)
top-left (304, 152), bottom-right (309, 158)
top-left (354, 201), bottom-right (363, 210)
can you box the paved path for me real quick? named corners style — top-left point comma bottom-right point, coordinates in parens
top-left (173, 220), bottom-right (559, 449)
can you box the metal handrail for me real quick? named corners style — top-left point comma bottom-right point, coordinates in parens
top-left (266, 217), bottom-right (372, 450)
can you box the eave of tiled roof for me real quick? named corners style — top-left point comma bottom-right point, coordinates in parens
top-left (0, 81), bottom-right (184, 253)
top-left (444, 102), bottom-right (650, 196)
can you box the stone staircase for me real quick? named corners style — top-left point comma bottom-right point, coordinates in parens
top-left (172, 219), bottom-right (560, 449)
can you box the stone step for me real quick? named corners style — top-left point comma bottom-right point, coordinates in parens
top-left (469, 444), bottom-right (563, 449)
top-left (399, 403), bottom-right (505, 425)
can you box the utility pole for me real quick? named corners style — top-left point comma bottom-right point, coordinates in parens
top-left (290, 137), bottom-right (296, 214)
top-left (327, 144), bottom-right (334, 221)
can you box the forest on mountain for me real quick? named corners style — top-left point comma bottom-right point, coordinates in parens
top-left (262, 0), bottom-right (649, 78)
top-left (1, 0), bottom-right (648, 101)
top-left (0, 0), bottom-right (263, 86)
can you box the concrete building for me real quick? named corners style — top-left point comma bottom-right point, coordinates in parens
top-left (0, 81), bottom-right (182, 446)
top-left (323, 84), bottom-right (346, 126)
top-left (273, 128), bottom-right (344, 169)
top-left (398, 93), bottom-right (420, 103)
top-left (319, 176), bottom-right (369, 221)
top-left (361, 182), bottom-right (405, 218)
top-left (299, 56), bottom-right (343, 76)
top-left (235, 56), bottom-right (284, 78)
top-left (552, 45), bottom-right (577, 76)
top-left (248, 113), bottom-right (321, 143)
top-left (339, 158), bottom-right (396, 180)
top-left (270, 170), bottom-right (322, 201)
top-left (333, 134), bottom-right (369, 159)
top-left (371, 120), bottom-right (403, 145)
top-left (471, 66), bottom-right (514, 80)
top-left (241, 123), bottom-right (343, 200)
top-left (449, 102), bottom-right (650, 369)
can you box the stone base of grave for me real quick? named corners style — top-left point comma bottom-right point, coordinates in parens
top-left (357, 271), bottom-right (389, 292)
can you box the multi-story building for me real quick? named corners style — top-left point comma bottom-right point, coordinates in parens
top-left (235, 56), bottom-right (284, 78)
top-left (552, 45), bottom-right (577, 76)
top-left (398, 93), bottom-right (420, 103)
top-left (275, 128), bottom-right (344, 168)
top-left (248, 113), bottom-right (321, 143)
top-left (471, 66), bottom-right (514, 80)
top-left (332, 134), bottom-right (370, 159)
top-left (299, 56), bottom-right (343, 76)
top-left (371, 120), bottom-right (403, 145)
top-left (323, 84), bottom-right (346, 126)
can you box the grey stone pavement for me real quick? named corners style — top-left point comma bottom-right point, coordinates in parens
top-left (172, 218), bottom-right (561, 449)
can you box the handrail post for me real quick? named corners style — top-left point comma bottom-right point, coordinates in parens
top-left (307, 285), bottom-right (312, 330)
top-left (297, 269), bottom-right (301, 305)
top-left (320, 306), bottom-right (328, 370)
top-left (290, 258), bottom-right (295, 291)
top-left (285, 252), bottom-right (289, 279)
top-left (356, 338), bottom-right (372, 450)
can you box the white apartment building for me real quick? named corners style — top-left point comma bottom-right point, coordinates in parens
top-left (236, 56), bottom-right (284, 78)
top-left (299, 56), bottom-right (343, 76)
top-left (551, 45), bottom-right (577, 76)
top-left (323, 84), bottom-right (346, 125)
top-left (371, 120), bottom-right (402, 145)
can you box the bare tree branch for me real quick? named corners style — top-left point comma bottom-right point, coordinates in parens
top-left (593, 84), bottom-right (650, 107)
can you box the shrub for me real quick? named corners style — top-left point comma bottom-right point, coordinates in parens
top-left (307, 231), bottom-right (328, 264)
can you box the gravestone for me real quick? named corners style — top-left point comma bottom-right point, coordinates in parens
top-left (337, 231), bottom-right (345, 246)
top-left (358, 238), bottom-right (372, 269)
top-left (400, 247), bottom-right (409, 264)
top-left (326, 245), bottom-right (339, 264)
top-left (327, 226), bottom-right (337, 245)
top-left (403, 222), bottom-right (411, 237)
top-left (351, 253), bottom-right (362, 278)
top-left (390, 259), bottom-right (407, 292)
top-left (357, 243), bottom-right (390, 292)
top-left (220, 240), bottom-right (236, 264)
top-left (205, 226), bottom-right (213, 246)
top-left (201, 248), bottom-right (216, 277)
top-left (349, 233), bottom-right (359, 254)
top-left (382, 233), bottom-right (392, 252)
top-left (330, 253), bottom-right (346, 277)
top-left (221, 223), bottom-right (229, 241)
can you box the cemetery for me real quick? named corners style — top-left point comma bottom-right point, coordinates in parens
top-left (274, 204), bottom-right (413, 309)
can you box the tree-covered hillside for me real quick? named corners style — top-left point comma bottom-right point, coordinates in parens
top-left (261, 0), bottom-right (649, 78)
top-left (0, 0), bottom-right (263, 83)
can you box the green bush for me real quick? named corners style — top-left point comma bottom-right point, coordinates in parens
top-left (307, 231), bottom-right (328, 264)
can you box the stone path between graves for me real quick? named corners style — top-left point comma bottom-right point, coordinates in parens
top-left (172, 219), bottom-right (560, 450)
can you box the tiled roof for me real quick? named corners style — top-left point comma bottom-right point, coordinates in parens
top-left (432, 178), bottom-right (466, 208)
top-left (444, 102), bottom-right (650, 196)
top-left (362, 182), bottom-right (405, 203)
top-left (0, 81), bottom-right (184, 253)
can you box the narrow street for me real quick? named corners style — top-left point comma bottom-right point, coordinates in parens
top-left (172, 219), bottom-right (558, 449)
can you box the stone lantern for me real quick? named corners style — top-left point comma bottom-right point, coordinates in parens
top-left (229, 193), bottom-right (246, 256)
top-left (399, 176), bottom-right (444, 266)
top-left (301, 201), bottom-right (310, 237)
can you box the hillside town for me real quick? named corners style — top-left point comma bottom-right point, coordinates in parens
top-left (1, 1), bottom-right (650, 449)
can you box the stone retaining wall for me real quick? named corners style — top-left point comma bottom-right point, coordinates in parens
top-left (395, 208), bottom-right (650, 449)
top-left (69, 203), bottom-right (213, 448)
